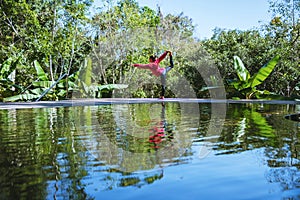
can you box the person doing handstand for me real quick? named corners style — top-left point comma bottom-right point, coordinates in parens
top-left (132, 50), bottom-right (174, 99)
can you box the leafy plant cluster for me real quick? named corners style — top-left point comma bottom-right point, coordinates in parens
top-left (0, 0), bottom-right (299, 101)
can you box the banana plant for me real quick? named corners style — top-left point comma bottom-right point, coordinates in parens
top-left (3, 60), bottom-right (57, 102)
top-left (229, 55), bottom-right (280, 99)
top-left (3, 60), bottom-right (80, 102)
top-left (0, 55), bottom-right (24, 101)
top-left (75, 57), bottom-right (128, 98)
top-left (3, 58), bottom-right (128, 102)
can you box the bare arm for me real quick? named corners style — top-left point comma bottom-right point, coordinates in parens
top-left (156, 51), bottom-right (168, 63)
top-left (132, 63), bottom-right (152, 69)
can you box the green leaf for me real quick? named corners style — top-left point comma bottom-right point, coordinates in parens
top-left (250, 111), bottom-right (275, 138)
top-left (228, 79), bottom-right (244, 90)
top-left (34, 60), bottom-right (48, 81)
top-left (30, 88), bottom-right (44, 95)
top-left (3, 93), bottom-right (40, 102)
top-left (98, 84), bottom-right (128, 91)
top-left (80, 57), bottom-right (92, 86)
top-left (32, 81), bottom-right (54, 88)
top-left (233, 56), bottom-right (250, 82)
top-left (251, 55), bottom-right (280, 88)
top-left (80, 81), bottom-right (90, 95)
top-left (57, 89), bottom-right (66, 97)
top-left (0, 56), bottom-right (20, 79)
top-left (200, 86), bottom-right (224, 91)
top-left (0, 58), bottom-right (13, 79)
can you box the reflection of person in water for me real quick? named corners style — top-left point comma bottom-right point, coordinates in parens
top-left (149, 103), bottom-right (174, 149)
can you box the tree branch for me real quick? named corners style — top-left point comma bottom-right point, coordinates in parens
top-left (2, 11), bottom-right (28, 47)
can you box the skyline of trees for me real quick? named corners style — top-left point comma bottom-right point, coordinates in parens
top-left (0, 0), bottom-right (299, 101)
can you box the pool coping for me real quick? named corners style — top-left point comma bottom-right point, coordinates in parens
top-left (0, 98), bottom-right (299, 109)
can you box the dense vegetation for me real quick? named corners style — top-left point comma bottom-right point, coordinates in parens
top-left (0, 0), bottom-right (299, 101)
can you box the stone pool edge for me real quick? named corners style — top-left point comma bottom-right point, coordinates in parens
top-left (0, 98), bottom-right (299, 110)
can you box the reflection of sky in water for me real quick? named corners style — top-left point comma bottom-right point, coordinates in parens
top-left (0, 103), bottom-right (299, 199)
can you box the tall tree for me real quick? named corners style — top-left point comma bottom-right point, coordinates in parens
top-left (264, 0), bottom-right (300, 96)
top-left (0, 0), bottom-right (93, 100)
top-left (90, 0), bottom-right (202, 98)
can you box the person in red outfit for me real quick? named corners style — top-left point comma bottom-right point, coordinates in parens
top-left (132, 50), bottom-right (173, 99)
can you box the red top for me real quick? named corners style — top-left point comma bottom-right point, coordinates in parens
top-left (132, 51), bottom-right (168, 76)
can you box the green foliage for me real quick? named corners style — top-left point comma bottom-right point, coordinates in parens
top-left (217, 104), bottom-right (278, 151)
top-left (262, 0), bottom-right (300, 97)
top-left (90, 0), bottom-right (197, 98)
top-left (0, 55), bottom-right (24, 101)
top-left (0, 0), bottom-right (93, 101)
top-left (3, 58), bottom-right (127, 101)
top-left (33, 60), bottom-right (48, 81)
top-left (249, 110), bottom-right (275, 138)
top-left (80, 82), bottom-right (128, 98)
top-left (251, 55), bottom-right (280, 88)
top-left (203, 30), bottom-right (276, 80)
top-left (233, 56), bottom-right (250, 82)
top-left (0, 56), bottom-right (20, 80)
top-left (3, 60), bottom-right (60, 102)
top-left (3, 93), bottom-right (41, 102)
top-left (229, 55), bottom-right (280, 99)
top-left (0, 0), bottom-right (299, 100)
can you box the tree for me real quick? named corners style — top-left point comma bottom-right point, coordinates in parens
top-left (202, 30), bottom-right (278, 94)
top-left (263, 0), bottom-right (300, 97)
top-left (229, 55), bottom-right (280, 99)
top-left (0, 0), bottom-right (94, 101)
top-left (90, 0), bottom-right (202, 98)
top-left (90, 0), bottom-right (161, 86)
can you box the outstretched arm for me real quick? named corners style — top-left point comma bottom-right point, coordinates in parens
top-left (132, 63), bottom-right (151, 69)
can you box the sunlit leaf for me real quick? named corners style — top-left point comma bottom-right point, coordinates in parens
top-left (251, 55), bottom-right (280, 88)
top-left (30, 88), bottom-right (44, 95)
top-left (3, 93), bottom-right (40, 102)
top-left (0, 56), bottom-right (20, 79)
top-left (32, 81), bottom-right (54, 88)
top-left (34, 60), bottom-right (48, 81)
top-left (233, 56), bottom-right (250, 82)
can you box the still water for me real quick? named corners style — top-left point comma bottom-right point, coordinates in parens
top-left (0, 102), bottom-right (299, 199)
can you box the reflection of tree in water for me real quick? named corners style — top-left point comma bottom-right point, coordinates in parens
top-left (265, 146), bottom-right (300, 193)
top-left (112, 169), bottom-right (164, 188)
top-left (0, 108), bottom-right (92, 200)
top-left (211, 104), bottom-right (300, 196)
top-left (80, 103), bottom-right (194, 189)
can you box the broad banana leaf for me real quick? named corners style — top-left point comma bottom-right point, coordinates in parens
top-left (57, 89), bottom-right (66, 97)
top-left (30, 88), bottom-right (44, 95)
top-left (3, 93), bottom-right (40, 102)
top-left (34, 60), bottom-right (48, 81)
top-left (0, 56), bottom-right (20, 79)
top-left (233, 56), bottom-right (250, 82)
top-left (251, 55), bottom-right (280, 88)
top-left (79, 83), bottom-right (128, 98)
top-left (32, 81), bottom-right (54, 88)
top-left (98, 84), bottom-right (128, 91)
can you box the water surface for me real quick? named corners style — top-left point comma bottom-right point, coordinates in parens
top-left (0, 102), bottom-right (299, 199)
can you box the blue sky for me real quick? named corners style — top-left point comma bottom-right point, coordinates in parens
top-left (93, 0), bottom-right (273, 39)
top-left (137, 0), bottom-right (272, 39)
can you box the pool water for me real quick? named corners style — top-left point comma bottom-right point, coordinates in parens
top-left (0, 102), bottom-right (299, 199)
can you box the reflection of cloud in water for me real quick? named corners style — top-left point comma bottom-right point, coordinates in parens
top-left (266, 167), bottom-right (300, 191)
